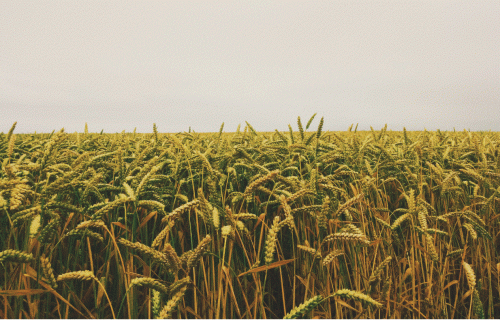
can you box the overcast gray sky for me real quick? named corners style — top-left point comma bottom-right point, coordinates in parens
top-left (1, 1), bottom-right (499, 133)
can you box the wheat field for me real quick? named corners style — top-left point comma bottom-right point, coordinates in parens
top-left (1, 117), bottom-right (499, 318)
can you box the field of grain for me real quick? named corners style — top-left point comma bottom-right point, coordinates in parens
top-left (1, 117), bottom-right (499, 318)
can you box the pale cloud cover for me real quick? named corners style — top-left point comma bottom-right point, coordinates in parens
top-left (1, 1), bottom-right (499, 133)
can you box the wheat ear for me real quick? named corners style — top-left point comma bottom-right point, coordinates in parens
top-left (75, 220), bottom-right (105, 230)
top-left (283, 295), bottom-right (323, 319)
top-left (233, 213), bottom-right (258, 220)
top-left (151, 220), bottom-right (175, 248)
top-left (129, 277), bottom-right (169, 295)
top-left (65, 229), bottom-right (104, 242)
top-left (322, 250), bottom-right (344, 266)
top-left (157, 284), bottom-right (188, 319)
top-left (391, 213), bottom-right (412, 230)
top-left (332, 289), bottom-right (382, 308)
top-left (57, 270), bottom-right (97, 282)
top-left (368, 256), bottom-right (393, 285)
top-left (29, 214), bottom-right (41, 238)
top-left (462, 261), bottom-right (476, 289)
top-left (186, 235), bottom-right (212, 270)
top-left (162, 199), bottom-right (200, 222)
top-left (152, 289), bottom-right (161, 319)
top-left (333, 193), bottom-right (364, 217)
top-left (425, 234), bottom-right (439, 262)
top-left (91, 196), bottom-right (133, 221)
top-left (0, 250), bottom-right (34, 264)
top-left (118, 238), bottom-right (171, 268)
top-left (322, 232), bottom-right (370, 245)
top-left (40, 256), bottom-right (57, 288)
top-left (297, 245), bottom-right (319, 256)
top-left (243, 169), bottom-right (280, 198)
top-left (264, 216), bottom-right (281, 264)
top-left (446, 249), bottom-right (464, 258)
top-left (162, 243), bottom-right (181, 274)
top-left (472, 289), bottom-right (484, 318)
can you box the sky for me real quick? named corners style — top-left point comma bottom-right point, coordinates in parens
top-left (1, 1), bottom-right (499, 133)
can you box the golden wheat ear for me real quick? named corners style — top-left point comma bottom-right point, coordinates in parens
top-left (0, 249), bottom-right (34, 264)
top-left (331, 289), bottom-right (382, 308)
top-left (264, 216), bottom-right (281, 265)
top-left (39, 256), bottom-right (57, 288)
top-left (368, 256), bottom-right (393, 285)
top-left (57, 270), bottom-right (97, 282)
top-left (186, 234), bottom-right (212, 270)
top-left (129, 277), bottom-right (169, 295)
top-left (158, 282), bottom-right (188, 319)
top-left (283, 295), bottom-right (323, 319)
top-left (322, 250), bottom-right (344, 266)
top-left (462, 261), bottom-right (476, 289)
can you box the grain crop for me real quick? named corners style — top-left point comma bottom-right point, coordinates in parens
top-left (0, 117), bottom-right (499, 318)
